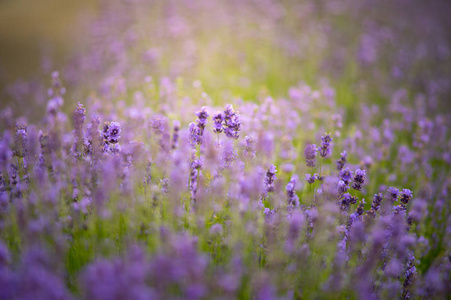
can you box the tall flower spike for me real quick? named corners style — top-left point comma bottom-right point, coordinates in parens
top-left (319, 133), bottom-right (333, 158)
top-left (304, 144), bottom-right (317, 167)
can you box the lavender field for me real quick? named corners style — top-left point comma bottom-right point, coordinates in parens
top-left (1, 0), bottom-right (451, 299)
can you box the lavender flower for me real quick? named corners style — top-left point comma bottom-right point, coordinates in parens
top-left (388, 187), bottom-right (400, 203)
top-left (340, 192), bottom-right (358, 211)
top-left (286, 175), bottom-right (299, 207)
top-left (352, 169), bottom-right (366, 191)
top-left (367, 193), bottom-right (383, 217)
top-left (102, 121), bottom-right (121, 154)
top-left (304, 144), bottom-right (317, 167)
top-left (305, 173), bottom-right (319, 184)
top-left (195, 106), bottom-right (209, 135)
top-left (14, 123), bottom-right (28, 158)
top-left (171, 120), bottom-right (180, 149)
top-left (319, 133), bottom-right (333, 158)
top-left (339, 167), bottom-right (353, 184)
top-left (189, 122), bottom-right (202, 147)
top-left (336, 150), bottom-right (347, 170)
top-left (189, 154), bottom-right (202, 203)
top-left (244, 136), bottom-right (256, 158)
top-left (337, 180), bottom-right (348, 194)
top-left (263, 164), bottom-right (277, 196)
top-left (400, 189), bottom-right (413, 206)
top-left (223, 104), bottom-right (242, 139)
top-left (212, 112), bottom-right (224, 134)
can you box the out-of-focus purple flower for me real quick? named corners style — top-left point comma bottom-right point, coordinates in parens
top-left (286, 175), bottom-right (299, 207)
top-left (337, 180), bottom-right (348, 194)
top-left (304, 144), bottom-right (317, 167)
top-left (305, 173), bottom-right (319, 184)
top-left (244, 136), bottom-right (256, 158)
top-left (319, 133), bottom-right (333, 158)
top-left (189, 152), bottom-right (202, 203)
top-left (336, 150), bottom-right (347, 170)
top-left (189, 122), bottom-right (202, 147)
top-left (14, 123), bottom-right (28, 158)
top-left (171, 120), bottom-right (180, 149)
top-left (352, 169), bottom-right (366, 191)
top-left (209, 223), bottom-right (223, 235)
top-left (388, 187), bottom-right (400, 202)
top-left (222, 140), bottom-right (237, 168)
top-left (73, 102), bottom-right (86, 131)
top-left (263, 164), bottom-right (277, 197)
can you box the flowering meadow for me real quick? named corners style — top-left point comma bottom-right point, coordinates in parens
top-left (1, 0), bottom-right (451, 299)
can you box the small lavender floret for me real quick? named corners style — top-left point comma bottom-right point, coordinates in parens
top-left (304, 144), bottom-right (317, 167)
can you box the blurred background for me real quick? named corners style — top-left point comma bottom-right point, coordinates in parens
top-left (0, 0), bottom-right (97, 83)
top-left (1, 0), bottom-right (451, 123)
